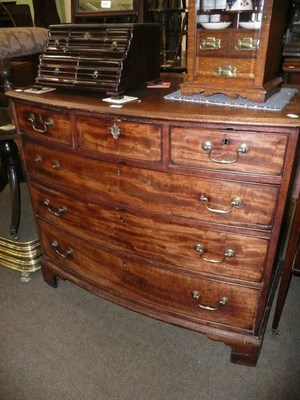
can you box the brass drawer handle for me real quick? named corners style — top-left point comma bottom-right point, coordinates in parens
top-left (216, 65), bottom-right (236, 77)
top-left (201, 141), bottom-right (250, 164)
top-left (43, 199), bottom-right (67, 217)
top-left (51, 240), bottom-right (73, 259)
top-left (200, 37), bottom-right (221, 50)
top-left (28, 113), bottom-right (54, 133)
top-left (199, 193), bottom-right (243, 214)
top-left (191, 291), bottom-right (229, 311)
top-left (108, 123), bottom-right (121, 140)
top-left (235, 38), bottom-right (259, 51)
top-left (193, 243), bottom-right (235, 264)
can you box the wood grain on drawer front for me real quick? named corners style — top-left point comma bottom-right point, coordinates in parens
top-left (15, 103), bottom-right (72, 145)
top-left (76, 115), bottom-right (162, 162)
top-left (170, 127), bottom-right (287, 176)
top-left (38, 220), bottom-right (260, 330)
top-left (31, 182), bottom-right (268, 283)
top-left (23, 141), bottom-right (279, 230)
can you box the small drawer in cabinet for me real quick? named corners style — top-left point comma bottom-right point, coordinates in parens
top-left (14, 103), bottom-right (72, 145)
top-left (229, 31), bottom-right (260, 58)
top-left (196, 57), bottom-right (255, 79)
top-left (30, 182), bottom-right (268, 283)
top-left (197, 30), bottom-right (229, 57)
top-left (38, 220), bottom-right (260, 331)
top-left (23, 141), bottom-right (279, 230)
top-left (76, 115), bottom-right (162, 163)
top-left (170, 127), bottom-right (288, 176)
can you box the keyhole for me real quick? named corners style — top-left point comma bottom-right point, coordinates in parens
top-left (223, 137), bottom-right (229, 146)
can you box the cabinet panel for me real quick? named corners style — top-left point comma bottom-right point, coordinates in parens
top-left (23, 141), bottom-right (279, 230)
top-left (31, 182), bottom-right (268, 283)
top-left (39, 220), bottom-right (260, 331)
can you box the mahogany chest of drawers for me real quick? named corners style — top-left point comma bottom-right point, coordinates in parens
top-left (7, 79), bottom-right (300, 366)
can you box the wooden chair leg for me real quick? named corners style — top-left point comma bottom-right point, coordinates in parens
top-left (0, 139), bottom-right (21, 239)
top-left (6, 163), bottom-right (20, 238)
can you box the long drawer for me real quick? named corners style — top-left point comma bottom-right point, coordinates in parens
top-left (38, 220), bottom-right (260, 331)
top-left (23, 140), bottom-right (279, 230)
top-left (31, 181), bottom-right (268, 283)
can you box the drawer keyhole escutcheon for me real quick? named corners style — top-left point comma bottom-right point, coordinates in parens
top-left (43, 199), bottom-right (67, 217)
top-left (108, 123), bottom-right (121, 140)
top-left (51, 240), bottom-right (73, 259)
top-left (191, 291), bottom-right (229, 311)
top-left (28, 113), bottom-right (54, 133)
top-left (201, 141), bottom-right (250, 164)
top-left (193, 243), bottom-right (235, 264)
top-left (199, 194), bottom-right (243, 215)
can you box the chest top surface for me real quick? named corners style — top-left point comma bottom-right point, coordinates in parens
top-left (6, 75), bottom-right (300, 129)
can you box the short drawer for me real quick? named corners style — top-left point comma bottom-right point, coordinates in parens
top-left (31, 182), bottom-right (268, 283)
top-left (229, 31), bottom-right (260, 58)
top-left (15, 103), bottom-right (72, 145)
top-left (23, 141), bottom-right (279, 230)
top-left (76, 115), bottom-right (162, 163)
top-left (196, 56), bottom-right (256, 79)
top-left (39, 220), bottom-right (260, 331)
top-left (198, 30), bottom-right (229, 57)
top-left (170, 127), bottom-right (288, 176)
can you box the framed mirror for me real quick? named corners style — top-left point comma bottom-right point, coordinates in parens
top-left (71, 0), bottom-right (144, 23)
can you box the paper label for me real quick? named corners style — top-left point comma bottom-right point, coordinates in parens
top-left (101, 1), bottom-right (111, 8)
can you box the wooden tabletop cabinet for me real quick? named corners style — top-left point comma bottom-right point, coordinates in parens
top-left (181, 0), bottom-right (289, 102)
top-left (7, 78), bottom-right (300, 366)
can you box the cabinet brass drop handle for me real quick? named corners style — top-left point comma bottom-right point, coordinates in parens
top-left (191, 291), bottom-right (229, 311)
top-left (199, 193), bottom-right (243, 215)
top-left (43, 199), bottom-right (67, 217)
top-left (51, 240), bottom-right (73, 259)
top-left (201, 141), bottom-right (250, 164)
top-left (28, 113), bottom-right (54, 133)
top-left (193, 243), bottom-right (235, 264)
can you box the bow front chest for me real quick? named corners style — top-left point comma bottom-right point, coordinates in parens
top-left (7, 80), bottom-right (300, 366)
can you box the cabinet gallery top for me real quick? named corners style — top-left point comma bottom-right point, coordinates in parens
top-left (6, 75), bottom-right (300, 129)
